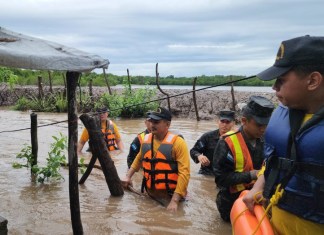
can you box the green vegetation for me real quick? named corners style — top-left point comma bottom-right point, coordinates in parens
top-left (97, 82), bottom-right (158, 118)
top-left (13, 133), bottom-right (68, 183)
top-left (1, 66), bottom-right (273, 115)
top-left (0, 66), bottom-right (274, 87)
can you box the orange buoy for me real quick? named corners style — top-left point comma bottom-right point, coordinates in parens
top-left (230, 190), bottom-right (274, 235)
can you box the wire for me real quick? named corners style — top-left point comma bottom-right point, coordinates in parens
top-left (0, 75), bottom-right (256, 134)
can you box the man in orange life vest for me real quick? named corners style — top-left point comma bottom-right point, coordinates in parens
top-left (77, 107), bottom-right (124, 155)
top-left (127, 116), bottom-right (152, 168)
top-left (212, 96), bottom-right (274, 222)
top-left (122, 107), bottom-right (190, 212)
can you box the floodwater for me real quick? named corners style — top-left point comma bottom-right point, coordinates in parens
top-left (0, 108), bottom-right (232, 235)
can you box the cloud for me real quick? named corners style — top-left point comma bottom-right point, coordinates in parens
top-left (1, 0), bottom-right (324, 77)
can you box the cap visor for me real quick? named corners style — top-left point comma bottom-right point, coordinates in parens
top-left (148, 114), bottom-right (163, 121)
top-left (253, 115), bottom-right (271, 125)
top-left (220, 116), bottom-right (233, 121)
top-left (257, 66), bottom-right (292, 81)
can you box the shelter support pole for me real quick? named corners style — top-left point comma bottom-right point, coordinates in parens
top-left (79, 113), bottom-right (124, 196)
top-left (30, 113), bottom-right (38, 174)
top-left (66, 71), bottom-right (83, 235)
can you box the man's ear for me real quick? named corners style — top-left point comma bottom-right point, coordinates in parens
top-left (241, 116), bottom-right (247, 125)
top-left (307, 71), bottom-right (323, 91)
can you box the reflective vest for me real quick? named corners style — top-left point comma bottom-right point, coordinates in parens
top-left (264, 104), bottom-right (324, 223)
top-left (141, 132), bottom-right (178, 191)
top-left (102, 120), bottom-right (118, 151)
top-left (137, 131), bottom-right (146, 145)
top-left (224, 130), bottom-right (254, 193)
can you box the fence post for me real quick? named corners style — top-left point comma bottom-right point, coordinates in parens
top-left (192, 76), bottom-right (200, 121)
top-left (0, 215), bottom-right (8, 235)
top-left (230, 76), bottom-right (236, 112)
top-left (155, 63), bottom-right (171, 110)
top-left (30, 113), bottom-right (38, 174)
top-left (37, 75), bottom-right (44, 99)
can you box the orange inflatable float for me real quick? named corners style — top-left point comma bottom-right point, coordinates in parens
top-left (230, 190), bottom-right (274, 235)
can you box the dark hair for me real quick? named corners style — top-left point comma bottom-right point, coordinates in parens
top-left (242, 106), bottom-right (253, 120)
top-left (292, 64), bottom-right (324, 77)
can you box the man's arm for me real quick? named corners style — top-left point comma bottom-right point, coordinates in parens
top-left (190, 133), bottom-right (211, 166)
top-left (127, 137), bottom-right (141, 168)
top-left (190, 134), bottom-right (206, 163)
top-left (116, 139), bottom-right (124, 151)
top-left (77, 140), bottom-right (86, 155)
top-left (242, 175), bottom-right (265, 212)
top-left (112, 123), bottom-right (124, 151)
top-left (172, 137), bottom-right (190, 198)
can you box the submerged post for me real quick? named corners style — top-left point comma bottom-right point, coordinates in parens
top-left (192, 76), bottom-right (200, 121)
top-left (66, 71), bottom-right (83, 235)
top-left (79, 113), bottom-right (124, 196)
top-left (30, 113), bottom-right (38, 174)
top-left (0, 215), bottom-right (8, 235)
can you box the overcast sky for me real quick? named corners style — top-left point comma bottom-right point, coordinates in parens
top-left (1, 0), bottom-right (323, 77)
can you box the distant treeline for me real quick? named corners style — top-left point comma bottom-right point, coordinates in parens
top-left (1, 67), bottom-right (274, 87)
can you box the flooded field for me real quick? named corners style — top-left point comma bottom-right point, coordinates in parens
top-left (0, 108), bottom-right (232, 235)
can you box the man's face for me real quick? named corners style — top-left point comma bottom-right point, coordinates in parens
top-left (242, 117), bottom-right (267, 139)
top-left (272, 70), bottom-right (309, 109)
top-left (149, 119), bottom-right (170, 135)
top-left (99, 111), bottom-right (108, 121)
top-left (218, 119), bottom-right (234, 135)
top-left (144, 119), bottom-right (152, 132)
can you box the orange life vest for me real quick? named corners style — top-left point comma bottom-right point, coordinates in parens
top-left (224, 130), bottom-right (254, 193)
top-left (141, 132), bottom-right (178, 191)
top-left (102, 120), bottom-right (118, 151)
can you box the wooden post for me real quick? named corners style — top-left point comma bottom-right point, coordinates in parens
top-left (192, 76), bottom-right (200, 121)
top-left (230, 76), bottom-right (236, 111)
top-left (103, 67), bottom-right (112, 95)
top-left (0, 215), bottom-right (8, 235)
top-left (88, 78), bottom-right (94, 105)
top-left (79, 113), bottom-right (124, 196)
top-left (127, 68), bottom-right (132, 93)
top-left (30, 113), bottom-right (38, 174)
top-left (155, 63), bottom-right (171, 110)
top-left (37, 75), bottom-right (44, 99)
top-left (48, 70), bottom-right (53, 93)
top-left (66, 71), bottom-right (83, 235)
top-left (78, 154), bottom-right (97, 184)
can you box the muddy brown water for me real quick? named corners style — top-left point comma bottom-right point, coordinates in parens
top-left (0, 108), bottom-right (232, 235)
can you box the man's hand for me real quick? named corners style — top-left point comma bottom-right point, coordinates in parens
top-left (121, 176), bottom-right (133, 189)
top-left (249, 170), bottom-right (259, 180)
top-left (166, 199), bottom-right (178, 212)
top-left (198, 154), bottom-right (210, 166)
top-left (167, 192), bottom-right (181, 212)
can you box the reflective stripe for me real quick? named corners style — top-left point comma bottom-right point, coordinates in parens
top-left (224, 131), bottom-right (254, 193)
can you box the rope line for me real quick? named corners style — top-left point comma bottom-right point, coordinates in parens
top-left (0, 75), bottom-right (256, 134)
